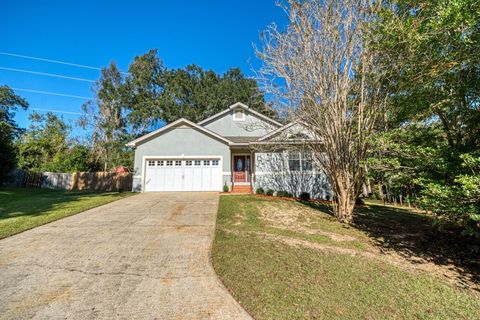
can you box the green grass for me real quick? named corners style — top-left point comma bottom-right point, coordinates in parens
top-left (212, 195), bottom-right (480, 320)
top-left (0, 188), bottom-right (133, 239)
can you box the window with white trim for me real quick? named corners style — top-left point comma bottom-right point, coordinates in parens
top-left (148, 160), bottom-right (155, 166)
top-left (288, 150), bottom-right (312, 172)
top-left (166, 160), bottom-right (173, 166)
top-left (186, 160), bottom-right (192, 166)
top-left (157, 160), bottom-right (164, 166)
top-left (175, 160), bottom-right (182, 166)
top-left (212, 160), bottom-right (219, 166)
top-left (204, 160), bottom-right (210, 166)
top-left (194, 160), bottom-right (201, 166)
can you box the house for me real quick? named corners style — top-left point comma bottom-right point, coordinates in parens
top-left (127, 102), bottom-right (332, 199)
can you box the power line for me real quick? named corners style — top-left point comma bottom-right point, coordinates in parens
top-left (12, 87), bottom-right (91, 100)
top-left (0, 51), bottom-right (102, 71)
top-left (29, 107), bottom-right (83, 115)
top-left (0, 66), bottom-right (96, 83)
top-left (0, 51), bottom-right (128, 74)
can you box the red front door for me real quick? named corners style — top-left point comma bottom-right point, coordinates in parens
top-left (233, 155), bottom-right (250, 182)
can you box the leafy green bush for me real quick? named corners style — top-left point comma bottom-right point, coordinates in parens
top-left (266, 189), bottom-right (274, 196)
top-left (299, 192), bottom-right (310, 201)
top-left (277, 191), bottom-right (294, 197)
top-left (420, 153), bottom-right (480, 236)
top-left (256, 187), bottom-right (265, 195)
top-left (223, 185), bottom-right (229, 192)
top-left (356, 197), bottom-right (365, 205)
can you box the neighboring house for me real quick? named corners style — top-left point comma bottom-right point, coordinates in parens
top-left (127, 102), bottom-right (332, 199)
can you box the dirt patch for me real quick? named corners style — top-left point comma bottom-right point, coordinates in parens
top-left (256, 231), bottom-right (480, 294)
top-left (259, 203), bottom-right (359, 243)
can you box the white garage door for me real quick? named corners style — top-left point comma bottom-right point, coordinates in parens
top-left (144, 158), bottom-right (222, 192)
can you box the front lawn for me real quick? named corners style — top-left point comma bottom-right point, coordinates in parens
top-left (212, 195), bottom-right (480, 319)
top-left (0, 188), bottom-right (133, 239)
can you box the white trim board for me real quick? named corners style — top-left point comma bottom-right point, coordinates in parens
top-left (197, 102), bottom-right (283, 127)
top-left (126, 118), bottom-right (232, 147)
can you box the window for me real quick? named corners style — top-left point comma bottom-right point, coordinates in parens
top-left (148, 160), bottom-right (155, 166)
top-left (233, 109), bottom-right (245, 121)
top-left (212, 160), bottom-right (219, 166)
top-left (186, 160), bottom-right (192, 166)
top-left (302, 151), bottom-right (312, 171)
top-left (288, 150), bottom-right (312, 172)
top-left (157, 160), bottom-right (164, 166)
top-left (166, 160), bottom-right (173, 166)
top-left (204, 160), bottom-right (210, 166)
top-left (194, 160), bottom-right (201, 166)
top-left (175, 160), bottom-right (182, 166)
top-left (288, 151), bottom-right (301, 171)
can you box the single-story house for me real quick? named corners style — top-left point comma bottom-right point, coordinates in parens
top-left (127, 102), bottom-right (332, 199)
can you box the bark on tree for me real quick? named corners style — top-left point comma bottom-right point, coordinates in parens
top-left (257, 0), bottom-right (385, 223)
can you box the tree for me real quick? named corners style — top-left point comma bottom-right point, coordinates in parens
top-left (123, 49), bottom-right (168, 135)
top-left (420, 152), bottom-right (480, 236)
top-left (367, 0), bottom-right (480, 235)
top-left (257, 0), bottom-right (385, 223)
top-left (80, 62), bottom-right (131, 171)
top-left (375, 0), bottom-right (480, 149)
top-left (161, 66), bottom-right (277, 123)
top-left (59, 144), bottom-right (100, 172)
top-left (123, 49), bottom-right (277, 134)
top-left (17, 112), bottom-right (70, 172)
top-left (0, 86), bottom-right (28, 183)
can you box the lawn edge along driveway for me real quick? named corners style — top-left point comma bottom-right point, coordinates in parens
top-left (0, 188), bottom-right (133, 239)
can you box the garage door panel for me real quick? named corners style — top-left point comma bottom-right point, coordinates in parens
top-left (183, 167), bottom-right (193, 190)
top-left (173, 167), bottom-right (183, 191)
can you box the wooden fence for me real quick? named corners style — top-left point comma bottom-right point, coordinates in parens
top-left (9, 170), bottom-right (132, 192)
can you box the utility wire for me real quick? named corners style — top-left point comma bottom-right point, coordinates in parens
top-left (0, 51), bottom-right (102, 71)
top-left (0, 66), bottom-right (95, 83)
top-left (12, 87), bottom-right (91, 100)
top-left (30, 107), bottom-right (83, 115)
top-left (0, 51), bottom-right (128, 74)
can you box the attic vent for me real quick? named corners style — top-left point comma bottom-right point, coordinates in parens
top-left (233, 109), bottom-right (245, 121)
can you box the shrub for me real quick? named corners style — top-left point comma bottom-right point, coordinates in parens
top-left (277, 191), bottom-right (291, 197)
top-left (256, 187), bottom-right (265, 195)
top-left (266, 189), bottom-right (274, 196)
top-left (223, 185), bottom-right (229, 192)
top-left (286, 192), bottom-right (294, 197)
top-left (356, 197), bottom-right (365, 205)
top-left (299, 192), bottom-right (310, 201)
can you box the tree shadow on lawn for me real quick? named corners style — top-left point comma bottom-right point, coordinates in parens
top-left (304, 201), bottom-right (480, 291)
top-left (0, 187), bottom-right (118, 220)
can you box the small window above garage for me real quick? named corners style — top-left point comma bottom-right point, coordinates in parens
top-left (233, 108), bottom-right (245, 121)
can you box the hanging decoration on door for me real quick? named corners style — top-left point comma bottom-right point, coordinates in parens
top-left (237, 158), bottom-right (243, 171)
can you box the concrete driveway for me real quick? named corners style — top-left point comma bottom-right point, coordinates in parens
top-left (0, 192), bottom-right (251, 320)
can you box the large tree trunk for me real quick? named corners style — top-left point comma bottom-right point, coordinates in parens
top-left (332, 174), bottom-right (356, 224)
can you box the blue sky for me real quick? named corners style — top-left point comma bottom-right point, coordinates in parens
top-left (0, 0), bottom-right (286, 136)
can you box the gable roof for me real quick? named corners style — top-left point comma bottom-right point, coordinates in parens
top-left (197, 102), bottom-right (283, 127)
top-left (126, 118), bottom-right (232, 147)
top-left (223, 136), bottom-right (261, 143)
top-left (256, 122), bottom-right (298, 142)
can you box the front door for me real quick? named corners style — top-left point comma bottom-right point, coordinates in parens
top-left (233, 155), bottom-right (250, 183)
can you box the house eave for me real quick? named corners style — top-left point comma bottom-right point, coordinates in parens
top-left (126, 118), bottom-right (233, 147)
top-left (197, 102), bottom-right (283, 128)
